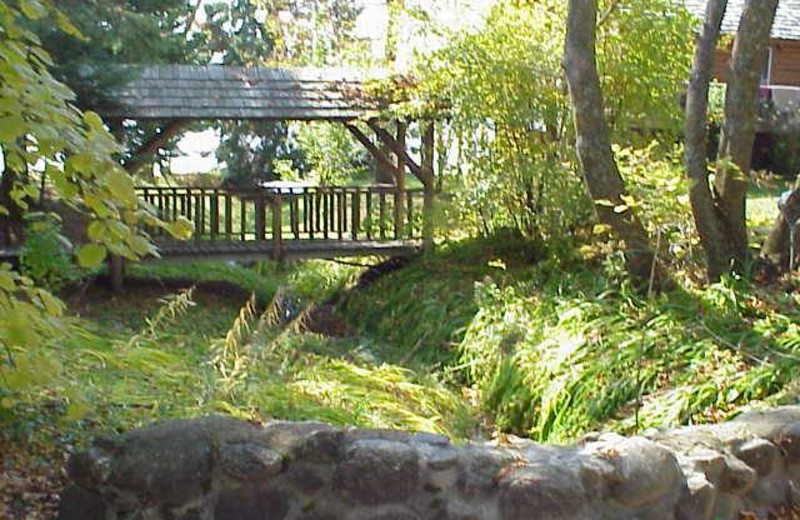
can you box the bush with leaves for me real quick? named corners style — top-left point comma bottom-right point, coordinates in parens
top-left (293, 122), bottom-right (370, 185)
top-left (405, 0), bottom-right (695, 242)
top-left (18, 214), bottom-right (81, 291)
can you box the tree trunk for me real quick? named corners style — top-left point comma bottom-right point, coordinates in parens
top-left (715, 0), bottom-right (778, 268)
top-left (761, 179), bottom-right (800, 270)
top-left (563, 0), bottom-right (658, 284)
top-left (684, 0), bottom-right (732, 281)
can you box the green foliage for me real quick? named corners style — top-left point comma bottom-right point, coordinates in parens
top-left (338, 234), bottom-right (542, 368)
top-left (0, 1), bottom-right (181, 412)
top-left (19, 214), bottom-right (81, 291)
top-left (339, 235), bottom-right (800, 442)
top-left (405, 0), bottom-right (695, 241)
top-left (293, 122), bottom-right (370, 185)
top-left (613, 144), bottom-right (697, 271)
top-left (462, 266), bottom-right (798, 441)
top-left (128, 262), bottom-right (279, 301)
top-left (2, 264), bottom-right (472, 438)
top-left (257, 0), bottom-right (364, 66)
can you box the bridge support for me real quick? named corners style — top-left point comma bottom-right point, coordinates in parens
top-left (272, 194), bottom-right (283, 262)
top-left (108, 255), bottom-right (125, 294)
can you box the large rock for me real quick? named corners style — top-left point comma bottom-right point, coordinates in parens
top-left (335, 439), bottom-right (420, 505)
top-left (498, 464), bottom-right (586, 520)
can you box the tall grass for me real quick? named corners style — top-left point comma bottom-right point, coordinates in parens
top-left (45, 275), bottom-right (473, 440)
top-left (338, 238), bottom-right (800, 442)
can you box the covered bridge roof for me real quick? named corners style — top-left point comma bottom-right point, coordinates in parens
top-left (681, 0), bottom-right (800, 41)
top-left (101, 65), bottom-right (389, 121)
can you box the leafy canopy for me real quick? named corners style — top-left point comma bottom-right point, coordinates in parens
top-left (405, 0), bottom-right (695, 241)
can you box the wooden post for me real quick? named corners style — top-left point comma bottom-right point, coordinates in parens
top-left (422, 121), bottom-right (435, 252)
top-left (272, 194), bottom-right (283, 261)
top-left (379, 190), bottom-right (387, 240)
top-left (109, 255), bottom-right (125, 294)
top-left (225, 193), bottom-right (233, 239)
top-left (240, 196), bottom-right (247, 241)
top-left (352, 190), bottom-right (360, 240)
top-left (291, 196), bottom-right (300, 240)
top-left (337, 189), bottom-right (345, 240)
top-left (394, 122), bottom-right (407, 239)
top-left (308, 192), bottom-right (315, 239)
top-left (210, 189), bottom-right (219, 240)
top-left (255, 194), bottom-right (266, 241)
top-left (366, 188), bottom-right (373, 240)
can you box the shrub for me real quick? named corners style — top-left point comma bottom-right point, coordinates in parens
top-left (19, 214), bottom-right (82, 291)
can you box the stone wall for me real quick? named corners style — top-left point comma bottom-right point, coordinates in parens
top-left (59, 407), bottom-right (800, 520)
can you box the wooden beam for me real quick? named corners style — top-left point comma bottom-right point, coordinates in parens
top-left (123, 120), bottom-right (187, 175)
top-left (108, 255), bottom-right (125, 293)
top-left (367, 120), bottom-right (431, 186)
top-left (343, 123), bottom-right (400, 181)
top-left (394, 122), bottom-right (407, 238)
top-left (421, 121), bottom-right (435, 252)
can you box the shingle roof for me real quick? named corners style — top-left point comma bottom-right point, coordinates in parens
top-left (681, 0), bottom-right (800, 41)
top-left (100, 65), bottom-right (388, 121)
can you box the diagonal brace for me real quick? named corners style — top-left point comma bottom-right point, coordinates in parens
top-left (367, 120), bottom-right (432, 186)
top-left (343, 123), bottom-right (400, 182)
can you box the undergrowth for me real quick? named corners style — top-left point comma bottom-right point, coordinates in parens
top-left (337, 236), bottom-right (800, 442)
top-left (4, 233), bottom-right (799, 451)
top-left (2, 269), bottom-right (471, 443)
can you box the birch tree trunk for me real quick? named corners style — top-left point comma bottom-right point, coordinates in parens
top-left (563, 0), bottom-right (658, 284)
top-left (684, 0), bottom-right (731, 281)
top-left (715, 0), bottom-right (778, 269)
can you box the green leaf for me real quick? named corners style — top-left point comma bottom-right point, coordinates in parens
top-left (20, 0), bottom-right (47, 20)
top-left (130, 236), bottom-right (153, 256)
top-left (107, 170), bottom-right (136, 206)
top-left (55, 12), bottom-right (86, 40)
top-left (65, 153), bottom-right (93, 174)
top-left (0, 271), bottom-right (17, 292)
top-left (77, 244), bottom-right (107, 268)
top-left (593, 224), bottom-right (612, 235)
top-left (0, 116), bottom-right (26, 142)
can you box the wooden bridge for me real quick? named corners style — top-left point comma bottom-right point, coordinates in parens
top-left (137, 184), bottom-right (426, 263)
top-left (1, 65), bottom-right (442, 289)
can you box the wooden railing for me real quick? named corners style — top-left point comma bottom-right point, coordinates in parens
top-left (136, 185), bottom-right (426, 244)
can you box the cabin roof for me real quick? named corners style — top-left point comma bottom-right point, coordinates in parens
top-left (681, 0), bottom-right (800, 41)
top-left (98, 65), bottom-right (389, 121)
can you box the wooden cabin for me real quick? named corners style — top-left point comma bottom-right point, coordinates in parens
top-left (682, 0), bottom-right (800, 88)
top-left (683, 0), bottom-right (800, 174)
top-left (683, 0), bottom-right (800, 87)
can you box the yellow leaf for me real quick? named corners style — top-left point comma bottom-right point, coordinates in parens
top-left (593, 224), bottom-right (612, 235)
top-left (167, 218), bottom-right (194, 240)
top-left (83, 111), bottom-right (105, 132)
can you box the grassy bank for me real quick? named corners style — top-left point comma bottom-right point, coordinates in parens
top-left (337, 235), bottom-right (800, 441)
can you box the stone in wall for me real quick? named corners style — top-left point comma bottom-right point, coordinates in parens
top-left (59, 407), bottom-right (800, 520)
